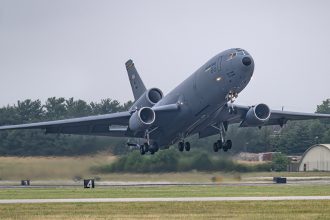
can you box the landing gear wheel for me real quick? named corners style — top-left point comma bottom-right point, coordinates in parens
top-left (185, 142), bottom-right (191, 151)
top-left (213, 142), bottom-right (219, 152)
top-left (226, 140), bottom-right (232, 149)
top-left (217, 140), bottom-right (223, 149)
top-left (140, 145), bottom-right (145, 155)
top-left (223, 147), bottom-right (228, 152)
top-left (153, 143), bottom-right (159, 152)
top-left (178, 142), bottom-right (184, 152)
top-left (144, 143), bottom-right (150, 152)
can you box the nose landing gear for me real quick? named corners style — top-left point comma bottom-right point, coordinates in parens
top-left (226, 91), bottom-right (238, 103)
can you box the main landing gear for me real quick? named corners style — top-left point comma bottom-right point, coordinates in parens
top-left (178, 141), bottom-right (191, 152)
top-left (212, 122), bottom-right (232, 153)
top-left (139, 142), bottom-right (159, 155)
top-left (138, 128), bottom-right (160, 155)
top-left (213, 139), bottom-right (232, 152)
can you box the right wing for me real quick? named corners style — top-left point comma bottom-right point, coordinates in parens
top-left (0, 103), bottom-right (181, 138)
top-left (0, 111), bottom-right (132, 137)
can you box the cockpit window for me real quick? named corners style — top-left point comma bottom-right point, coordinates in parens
top-left (235, 48), bottom-right (249, 56)
top-left (227, 52), bottom-right (236, 61)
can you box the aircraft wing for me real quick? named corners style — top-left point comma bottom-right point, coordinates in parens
top-left (231, 104), bottom-right (330, 127)
top-left (0, 111), bottom-right (132, 137)
top-left (0, 103), bottom-right (180, 138)
top-left (198, 104), bottom-right (330, 138)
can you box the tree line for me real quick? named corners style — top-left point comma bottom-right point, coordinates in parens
top-left (0, 97), bottom-right (329, 156)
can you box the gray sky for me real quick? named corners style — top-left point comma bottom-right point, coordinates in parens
top-left (0, 0), bottom-right (329, 112)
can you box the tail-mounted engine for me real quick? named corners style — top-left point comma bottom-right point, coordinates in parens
top-left (130, 88), bottom-right (163, 111)
top-left (129, 107), bottom-right (156, 132)
top-left (240, 103), bottom-right (271, 127)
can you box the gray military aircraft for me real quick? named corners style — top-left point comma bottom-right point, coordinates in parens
top-left (1, 48), bottom-right (330, 155)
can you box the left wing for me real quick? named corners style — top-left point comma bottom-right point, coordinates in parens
top-left (229, 104), bottom-right (330, 127)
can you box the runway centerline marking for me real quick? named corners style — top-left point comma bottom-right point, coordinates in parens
top-left (1, 196), bottom-right (330, 204)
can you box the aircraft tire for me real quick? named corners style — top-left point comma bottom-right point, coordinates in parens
top-left (185, 142), bottom-right (191, 151)
top-left (140, 145), bottom-right (145, 155)
top-left (213, 142), bottom-right (219, 152)
top-left (226, 140), bottom-right (232, 149)
top-left (153, 143), bottom-right (159, 152)
top-left (178, 142), bottom-right (184, 152)
top-left (217, 140), bottom-right (223, 149)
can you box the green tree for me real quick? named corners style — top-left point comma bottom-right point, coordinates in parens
top-left (66, 98), bottom-right (92, 117)
top-left (271, 153), bottom-right (289, 171)
top-left (44, 97), bottom-right (67, 120)
top-left (316, 99), bottom-right (330, 114)
top-left (16, 99), bottom-right (44, 122)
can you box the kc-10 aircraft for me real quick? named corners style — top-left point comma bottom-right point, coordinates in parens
top-left (1, 48), bottom-right (330, 155)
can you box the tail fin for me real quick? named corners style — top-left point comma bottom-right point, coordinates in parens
top-left (125, 59), bottom-right (147, 100)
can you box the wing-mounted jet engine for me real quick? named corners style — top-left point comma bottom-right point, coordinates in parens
top-left (129, 107), bottom-right (156, 132)
top-left (129, 88), bottom-right (163, 111)
top-left (240, 103), bottom-right (271, 127)
top-left (128, 106), bottom-right (159, 155)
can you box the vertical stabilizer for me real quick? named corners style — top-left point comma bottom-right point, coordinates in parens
top-left (125, 59), bottom-right (147, 100)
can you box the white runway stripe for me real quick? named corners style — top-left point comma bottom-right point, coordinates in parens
top-left (1, 196), bottom-right (330, 204)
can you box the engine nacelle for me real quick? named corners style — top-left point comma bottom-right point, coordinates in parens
top-left (241, 103), bottom-right (271, 126)
top-left (130, 88), bottom-right (163, 111)
top-left (129, 107), bottom-right (156, 131)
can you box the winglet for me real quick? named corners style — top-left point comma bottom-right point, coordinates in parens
top-left (125, 60), bottom-right (147, 100)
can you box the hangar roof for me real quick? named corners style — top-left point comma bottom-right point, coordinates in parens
top-left (299, 144), bottom-right (330, 171)
top-left (300, 144), bottom-right (330, 161)
top-left (315, 144), bottom-right (330, 150)
top-left (302, 144), bottom-right (330, 154)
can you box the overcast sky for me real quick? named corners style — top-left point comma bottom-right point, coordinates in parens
top-left (0, 0), bottom-right (329, 112)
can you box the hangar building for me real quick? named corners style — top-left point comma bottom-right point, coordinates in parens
top-left (299, 144), bottom-right (330, 171)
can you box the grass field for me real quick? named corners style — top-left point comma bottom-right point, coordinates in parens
top-left (1, 185), bottom-right (330, 199)
top-left (1, 155), bottom-right (330, 219)
top-left (0, 155), bottom-right (116, 180)
top-left (1, 156), bottom-right (330, 183)
top-left (1, 200), bottom-right (330, 220)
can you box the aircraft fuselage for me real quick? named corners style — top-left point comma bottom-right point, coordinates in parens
top-left (151, 48), bottom-right (254, 147)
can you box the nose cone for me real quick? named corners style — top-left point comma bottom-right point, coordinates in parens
top-left (242, 57), bottom-right (252, 66)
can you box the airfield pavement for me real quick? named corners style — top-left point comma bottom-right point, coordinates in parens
top-left (1, 196), bottom-right (330, 204)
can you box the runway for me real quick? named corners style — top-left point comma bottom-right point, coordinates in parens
top-left (1, 196), bottom-right (330, 204)
top-left (1, 177), bottom-right (330, 189)
top-left (0, 182), bottom-right (279, 189)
